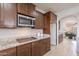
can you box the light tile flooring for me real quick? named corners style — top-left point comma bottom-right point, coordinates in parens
top-left (44, 39), bottom-right (77, 56)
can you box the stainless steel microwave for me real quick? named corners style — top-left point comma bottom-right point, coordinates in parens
top-left (18, 14), bottom-right (35, 27)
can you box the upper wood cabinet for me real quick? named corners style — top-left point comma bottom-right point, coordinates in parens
top-left (0, 4), bottom-right (1, 27)
top-left (44, 11), bottom-right (57, 34)
top-left (17, 3), bottom-right (28, 15)
top-left (28, 3), bottom-right (36, 17)
top-left (0, 3), bottom-right (17, 28)
top-left (50, 12), bottom-right (57, 23)
top-left (17, 3), bottom-right (35, 17)
top-left (34, 10), bottom-right (44, 29)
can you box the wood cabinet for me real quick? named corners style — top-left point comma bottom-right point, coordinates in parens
top-left (34, 10), bottom-right (44, 29)
top-left (17, 3), bottom-right (35, 17)
top-left (31, 40), bottom-right (40, 56)
top-left (28, 3), bottom-right (36, 17)
top-left (58, 34), bottom-right (63, 44)
top-left (0, 37), bottom-right (50, 56)
top-left (39, 38), bottom-right (50, 55)
top-left (44, 11), bottom-right (57, 34)
top-left (50, 12), bottom-right (57, 23)
top-left (17, 3), bottom-right (28, 15)
top-left (45, 38), bottom-right (50, 52)
top-left (32, 38), bottom-right (50, 56)
top-left (0, 3), bottom-right (16, 28)
top-left (0, 4), bottom-right (1, 27)
top-left (0, 47), bottom-right (16, 56)
top-left (16, 43), bottom-right (31, 56)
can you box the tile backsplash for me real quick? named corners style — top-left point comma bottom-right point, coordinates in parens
top-left (0, 28), bottom-right (43, 39)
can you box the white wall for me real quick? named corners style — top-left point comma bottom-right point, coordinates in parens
top-left (0, 28), bottom-right (43, 39)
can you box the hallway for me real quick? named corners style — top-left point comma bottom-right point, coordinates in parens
top-left (44, 39), bottom-right (77, 56)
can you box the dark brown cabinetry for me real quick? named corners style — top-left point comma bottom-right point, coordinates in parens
top-left (28, 3), bottom-right (36, 17)
top-left (0, 3), bottom-right (16, 28)
top-left (32, 38), bottom-right (50, 56)
top-left (16, 43), bottom-right (31, 56)
top-left (58, 34), bottom-right (63, 44)
top-left (0, 47), bottom-right (16, 56)
top-left (17, 3), bottom-right (28, 15)
top-left (46, 38), bottom-right (50, 52)
top-left (0, 4), bottom-right (1, 27)
top-left (0, 3), bottom-right (44, 28)
top-left (31, 41), bottom-right (40, 56)
top-left (34, 10), bottom-right (44, 29)
top-left (17, 3), bottom-right (35, 17)
top-left (0, 37), bottom-right (50, 56)
top-left (44, 11), bottom-right (57, 34)
top-left (40, 38), bottom-right (50, 55)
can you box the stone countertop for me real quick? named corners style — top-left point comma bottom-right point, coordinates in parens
top-left (0, 34), bottom-right (50, 51)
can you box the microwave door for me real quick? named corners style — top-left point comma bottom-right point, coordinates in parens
top-left (18, 14), bottom-right (35, 27)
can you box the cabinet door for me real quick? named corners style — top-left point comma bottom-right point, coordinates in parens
top-left (44, 13), bottom-right (50, 34)
top-left (31, 41), bottom-right (40, 56)
top-left (0, 47), bottom-right (16, 56)
top-left (39, 38), bottom-right (50, 55)
top-left (0, 4), bottom-right (5, 27)
top-left (0, 4), bottom-right (1, 26)
top-left (50, 13), bottom-right (57, 23)
top-left (1, 3), bottom-right (16, 28)
top-left (35, 11), bottom-right (44, 29)
top-left (17, 43), bottom-right (31, 56)
top-left (17, 3), bottom-right (35, 17)
top-left (39, 39), bottom-right (46, 55)
top-left (45, 38), bottom-right (50, 52)
top-left (58, 34), bottom-right (63, 44)
top-left (28, 3), bottom-right (35, 17)
top-left (17, 3), bottom-right (28, 15)
top-left (44, 11), bottom-right (57, 34)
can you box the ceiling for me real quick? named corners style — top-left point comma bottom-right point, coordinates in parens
top-left (34, 3), bottom-right (79, 13)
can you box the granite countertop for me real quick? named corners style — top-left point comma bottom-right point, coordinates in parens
top-left (0, 34), bottom-right (50, 51)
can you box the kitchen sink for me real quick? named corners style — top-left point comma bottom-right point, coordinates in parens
top-left (16, 37), bottom-right (37, 43)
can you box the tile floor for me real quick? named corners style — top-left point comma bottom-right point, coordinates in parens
top-left (44, 39), bottom-right (77, 56)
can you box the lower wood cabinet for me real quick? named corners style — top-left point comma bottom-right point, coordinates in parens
top-left (32, 38), bottom-right (50, 56)
top-left (0, 37), bottom-right (50, 56)
top-left (31, 41), bottom-right (41, 56)
top-left (58, 34), bottom-right (63, 44)
top-left (45, 38), bottom-right (50, 52)
top-left (40, 38), bottom-right (50, 55)
top-left (16, 43), bottom-right (31, 56)
top-left (0, 47), bottom-right (16, 56)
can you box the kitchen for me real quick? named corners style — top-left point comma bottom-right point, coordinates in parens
top-left (0, 3), bottom-right (57, 56)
